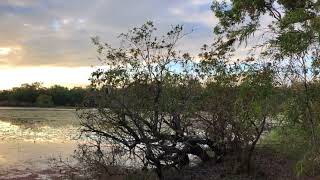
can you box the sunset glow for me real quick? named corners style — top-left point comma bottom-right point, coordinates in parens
top-left (0, 0), bottom-right (214, 90)
top-left (0, 48), bottom-right (12, 56)
top-left (0, 66), bottom-right (93, 89)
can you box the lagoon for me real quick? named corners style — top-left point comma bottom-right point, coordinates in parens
top-left (0, 107), bottom-right (80, 177)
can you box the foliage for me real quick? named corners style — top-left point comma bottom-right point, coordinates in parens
top-left (80, 22), bottom-right (213, 178)
top-left (78, 22), bottom-right (278, 178)
top-left (35, 94), bottom-right (54, 107)
top-left (0, 83), bottom-right (88, 107)
top-left (198, 47), bottom-right (277, 172)
top-left (212, 0), bottom-right (320, 176)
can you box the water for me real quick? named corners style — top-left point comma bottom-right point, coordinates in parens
top-left (0, 107), bottom-right (80, 177)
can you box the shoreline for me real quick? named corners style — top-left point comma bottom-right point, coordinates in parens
top-left (0, 106), bottom-right (77, 110)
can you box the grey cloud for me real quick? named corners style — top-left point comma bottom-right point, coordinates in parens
top-left (0, 0), bottom-right (217, 67)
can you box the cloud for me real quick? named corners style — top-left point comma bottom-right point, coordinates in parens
top-left (190, 0), bottom-right (212, 5)
top-left (0, 0), bottom-right (276, 89)
top-left (166, 0), bottom-right (218, 27)
top-left (0, 0), bottom-right (218, 67)
top-left (168, 7), bottom-right (217, 27)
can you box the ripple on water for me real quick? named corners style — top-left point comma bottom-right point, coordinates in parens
top-left (0, 120), bottom-right (79, 143)
top-left (0, 108), bottom-right (80, 176)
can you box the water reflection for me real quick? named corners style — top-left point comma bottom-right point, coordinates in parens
top-left (0, 120), bottom-right (78, 143)
top-left (0, 107), bottom-right (80, 174)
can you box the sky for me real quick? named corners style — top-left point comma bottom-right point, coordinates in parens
top-left (0, 0), bottom-right (219, 90)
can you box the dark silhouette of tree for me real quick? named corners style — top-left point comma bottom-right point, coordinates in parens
top-left (79, 22), bottom-right (218, 178)
top-left (36, 94), bottom-right (54, 107)
top-left (78, 21), bottom-right (277, 178)
top-left (0, 83), bottom-right (89, 107)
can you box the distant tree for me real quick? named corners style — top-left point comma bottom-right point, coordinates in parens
top-left (48, 85), bottom-right (70, 106)
top-left (0, 83), bottom-right (88, 107)
top-left (69, 87), bottom-right (87, 106)
top-left (10, 82), bottom-right (43, 105)
top-left (0, 90), bottom-right (9, 101)
top-left (36, 94), bottom-right (54, 107)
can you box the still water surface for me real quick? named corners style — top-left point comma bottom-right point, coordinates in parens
top-left (0, 107), bottom-right (80, 176)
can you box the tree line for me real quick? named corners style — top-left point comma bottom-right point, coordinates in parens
top-left (0, 82), bottom-right (89, 107)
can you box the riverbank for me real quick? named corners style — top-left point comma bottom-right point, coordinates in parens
top-left (0, 105), bottom-right (77, 109)
top-left (162, 148), bottom-right (297, 180)
top-left (0, 147), bottom-right (300, 180)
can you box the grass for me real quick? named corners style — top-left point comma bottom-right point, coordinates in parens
top-left (260, 126), bottom-right (320, 177)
